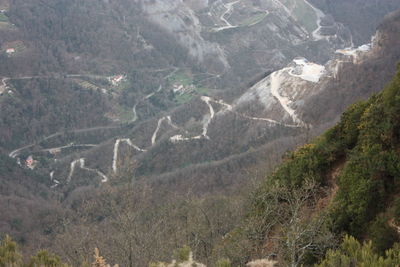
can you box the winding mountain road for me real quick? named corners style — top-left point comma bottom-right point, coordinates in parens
top-left (7, 62), bottom-right (313, 186)
top-left (130, 68), bottom-right (178, 123)
top-left (303, 0), bottom-right (327, 41)
top-left (67, 158), bottom-right (109, 184)
top-left (41, 143), bottom-right (98, 153)
top-left (212, 0), bottom-right (240, 32)
top-left (0, 78), bottom-right (8, 94)
top-left (270, 69), bottom-right (303, 125)
top-left (8, 125), bottom-right (121, 158)
top-left (112, 138), bottom-right (146, 174)
top-left (170, 96), bottom-right (215, 142)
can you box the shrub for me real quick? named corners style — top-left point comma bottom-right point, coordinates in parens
top-left (394, 198), bottom-right (400, 224)
top-left (368, 216), bottom-right (399, 254)
top-left (215, 258), bottom-right (232, 267)
top-left (316, 236), bottom-right (400, 267)
top-left (0, 235), bottom-right (22, 267)
top-left (174, 246), bottom-right (191, 263)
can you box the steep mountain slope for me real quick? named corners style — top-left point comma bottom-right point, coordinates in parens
top-left (0, 0), bottom-right (400, 258)
top-left (3, 65), bottom-right (400, 267)
top-left (220, 65), bottom-right (400, 267)
top-left (140, 0), bottom-right (400, 85)
top-left (141, 0), bottom-right (351, 81)
top-left (10, 28), bottom-right (398, 267)
top-left (0, 154), bottom-right (63, 252)
top-left (2, 2), bottom-right (399, 198)
top-left (302, 10), bottom-right (400, 124)
top-left (311, 0), bottom-right (400, 44)
top-left (31, 9), bottom-right (399, 196)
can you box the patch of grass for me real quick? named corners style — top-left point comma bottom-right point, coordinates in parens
top-left (170, 71), bottom-right (195, 104)
top-left (239, 13), bottom-right (268, 27)
top-left (114, 80), bottom-right (131, 91)
top-left (170, 72), bottom-right (211, 104)
top-left (175, 93), bottom-right (194, 104)
top-left (0, 13), bottom-right (8, 22)
top-left (114, 105), bottom-right (133, 122)
top-left (168, 71), bottom-right (192, 87)
top-left (173, 86), bottom-right (210, 104)
top-left (76, 80), bottom-right (98, 90)
top-left (195, 87), bottom-right (209, 95)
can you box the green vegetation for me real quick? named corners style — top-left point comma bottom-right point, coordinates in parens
top-left (168, 71), bottom-right (209, 104)
top-left (28, 250), bottom-right (68, 267)
top-left (149, 246), bottom-right (204, 267)
top-left (316, 236), bottom-right (400, 267)
top-left (174, 93), bottom-right (193, 104)
top-left (258, 65), bottom-right (400, 237)
top-left (195, 87), bottom-right (209, 96)
top-left (330, 67), bottom-right (400, 237)
top-left (74, 79), bottom-right (100, 91)
top-left (0, 235), bottom-right (22, 266)
top-left (368, 215), bottom-right (399, 254)
top-left (0, 1), bottom-right (399, 266)
top-left (114, 79), bottom-right (131, 92)
top-left (168, 71), bottom-right (192, 87)
top-left (239, 13), bottom-right (268, 27)
top-left (174, 246), bottom-right (191, 263)
top-left (2, 42), bottom-right (399, 267)
top-left (0, 236), bottom-right (122, 267)
top-left (0, 235), bottom-right (69, 267)
top-left (394, 198), bottom-right (400, 224)
top-left (215, 258), bottom-right (232, 267)
top-left (112, 105), bottom-right (133, 122)
top-left (0, 13), bottom-right (8, 22)
top-left (218, 66), bottom-right (400, 266)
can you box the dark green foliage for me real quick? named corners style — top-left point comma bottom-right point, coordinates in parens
top-left (252, 98), bottom-right (370, 190)
top-left (0, 235), bottom-right (75, 267)
top-left (10, 219), bottom-right (22, 231)
top-left (330, 66), bottom-right (400, 236)
top-left (315, 236), bottom-right (400, 267)
top-left (310, 66), bottom-right (400, 237)
top-left (368, 216), bottom-right (399, 254)
top-left (0, 235), bottom-right (22, 267)
top-left (382, 64), bottom-right (400, 111)
top-left (174, 246), bottom-right (191, 263)
top-left (394, 198), bottom-right (400, 224)
top-left (28, 250), bottom-right (66, 267)
top-left (271, 144), bottom-right (329, 186)
top-left (247, 66), bottom-right (400, 265)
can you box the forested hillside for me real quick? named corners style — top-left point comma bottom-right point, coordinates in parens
top-left (217, 65), bottom-right (400, 266)
top-left (1, 0), bottom-right (400, 266)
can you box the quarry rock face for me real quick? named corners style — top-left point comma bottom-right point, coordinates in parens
top-left (141, 0), bottom-right (229, 72)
